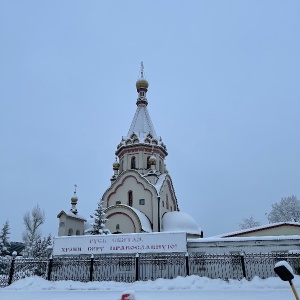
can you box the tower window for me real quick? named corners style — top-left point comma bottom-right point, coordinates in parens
top-left (139, 199), bottom-right (145, 205)
top-left (116, 200), bottom-right (121, 205)
top-left (131, 156), bottom-right (136, 169)
top-left (162, 201), bottom-right (165, 207)
top-left (128, 191), bottom-right (133, 206)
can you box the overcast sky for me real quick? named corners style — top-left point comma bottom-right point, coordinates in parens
top-left (1, 1), bottom-right (299, 241)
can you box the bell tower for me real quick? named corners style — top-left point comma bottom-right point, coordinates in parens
top-left (113, 62), bottom-right (168, 183)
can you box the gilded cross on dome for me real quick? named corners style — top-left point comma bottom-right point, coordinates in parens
top-left (74, 184), bottom-right (77, 194)
top-left (140, 61), bottom-right (145, 79)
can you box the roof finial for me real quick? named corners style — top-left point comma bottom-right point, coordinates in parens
top-left (74, 184), bottom-right (77, 195)
top-left (140, 61), bottom-right (145, 79)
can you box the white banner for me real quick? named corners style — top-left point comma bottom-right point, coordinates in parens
top-left (52, 232), bottom-right (187, 256)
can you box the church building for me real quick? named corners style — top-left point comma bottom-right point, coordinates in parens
top-left (58, 64), bottom-right (202, 239)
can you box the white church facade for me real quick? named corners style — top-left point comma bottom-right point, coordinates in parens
top-left (57, 64), bottom-right (203, 239)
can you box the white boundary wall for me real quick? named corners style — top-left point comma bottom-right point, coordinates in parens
top-left (53, 232), bottom-right (187, 256)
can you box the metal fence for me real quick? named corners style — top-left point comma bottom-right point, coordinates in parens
top-left (1, 252), bottom-right (300, 287)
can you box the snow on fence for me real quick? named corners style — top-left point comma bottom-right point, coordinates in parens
top-left (1, 252), bottom-right (300, 287)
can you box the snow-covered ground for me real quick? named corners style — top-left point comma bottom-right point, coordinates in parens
top-left (2, 275), bottom-right (300, 300)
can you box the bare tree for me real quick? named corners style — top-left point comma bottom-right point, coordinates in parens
top-left (239, 216), bottom-right (261, 230)
top-left (31, 234), bottom-right (52, 258)
top-left (268, 195), bottom-right (300, 223)
top-left (22, 205), bottom-right (45, 257)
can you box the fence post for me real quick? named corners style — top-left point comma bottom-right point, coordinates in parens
top-left (8, 251), bottom-right (17, 285)
top-left (90, 254), bottom-right (94, 281)
top-left (135, 253), bottom-right (139, 281)
top-left (185, 252), bottom-right (190, 276)
top-left (240, 251), bottom-right (247, 279)
top-left (47, 254), bottom-right (53, 281)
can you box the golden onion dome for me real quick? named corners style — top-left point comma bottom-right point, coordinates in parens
top-left (113, 161), bottom-right (120, 170)
top-left (149, 155), bottom-right (156, 165)
top-left (136, 79), bottom-right (149, 90)
top-left (71, 194), bottom-right (78, 204)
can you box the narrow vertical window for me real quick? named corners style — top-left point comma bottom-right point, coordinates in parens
top-left (128, 191), bottom-right (133, 207)
top-left (131, 156), bottom-right (136, 169)
top-left (147, 156), bottom-right (151, 169)
top-left (166, 195), bottom-right (169, 209)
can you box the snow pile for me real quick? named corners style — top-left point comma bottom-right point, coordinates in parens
top-left (4, 275), bottom-right (300, 291)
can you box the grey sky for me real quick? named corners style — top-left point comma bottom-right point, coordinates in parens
top-left (1, 1), bottom-right (299, 241)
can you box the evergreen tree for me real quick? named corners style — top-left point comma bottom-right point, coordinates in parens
top-left (89, 199), bottom-right (110, 235)
top-left (0, 220), bottom-right (10, 256)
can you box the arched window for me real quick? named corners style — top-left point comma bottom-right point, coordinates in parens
top-left (76, 230), bottom-right (80, 235)
top-left (147, 156), bottom-right (151, 169)
top-left (159, 160), bottom-right (162, 172)
top-left (113, 224), bottom-right (122, 234)
top-left (68, 228), bottom-right (73, 236)
top-left (131, 156), bottom-right (136, 169)
top-left (128, 191), bottom-right (133, 206)
top-left (166, 195), bottom-right (169, 210)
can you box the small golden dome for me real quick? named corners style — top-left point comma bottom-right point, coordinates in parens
top-left (71, 194), bottom-right (78, 204)
top-left (136, 79), bottom-right (149, 90)
top-left (149, 155), bottom-right (156, 165)
top-left (113, 161), bottom-right (120, 170)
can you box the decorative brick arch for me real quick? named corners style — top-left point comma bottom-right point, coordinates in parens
top-left (106, 174), bottom-right (154, 210)
top-left (106, 211), bottom-right (137, 233)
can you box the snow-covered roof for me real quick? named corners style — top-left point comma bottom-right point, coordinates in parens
top-left (162, 211), bottom-right (202, 235)
top-left (127, 105), bottom-right (158, 141)
top-left (116, 104), bottom-right (167, 153)
top-left (129, 206), bottom-right (153, 233)
top-left (153, 173), bottom-right (166, 194)
top-left (141, 172), bottom-right (167, 195)
top-left (188, 235), bottom-right (300, 243)
top-left (213, 222), bottom-right (300, 238)
top-left (57, 209), bottom-right (87, 221)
